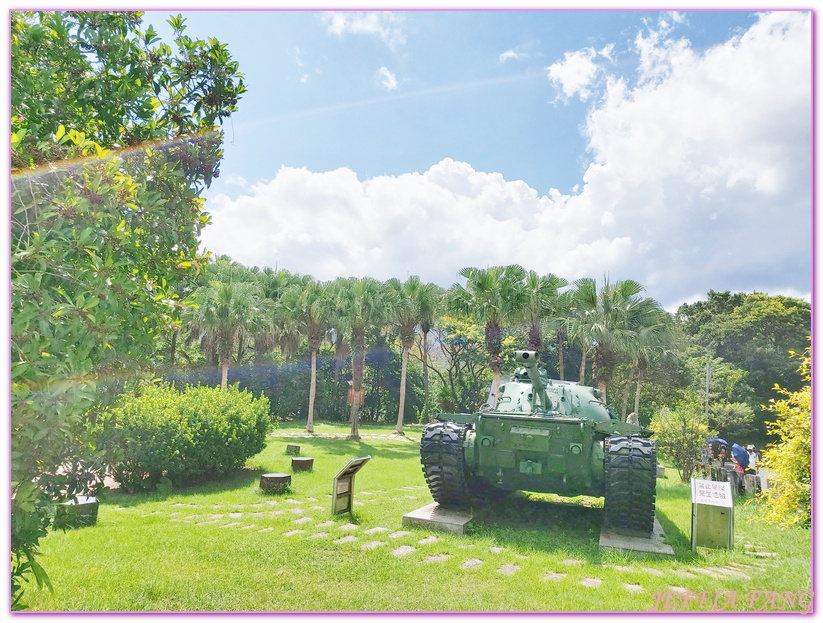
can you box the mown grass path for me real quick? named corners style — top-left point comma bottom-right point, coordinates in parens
top-left (26, 422), bottom-right (810, 612)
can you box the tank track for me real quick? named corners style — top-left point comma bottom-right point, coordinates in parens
top-left (603, 435), bottom-right (657, 537)
top-left (419, 421), bottom-right (472, 508)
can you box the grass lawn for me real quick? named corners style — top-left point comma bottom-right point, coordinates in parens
top-left (25, 420), bottom-right (811, 612)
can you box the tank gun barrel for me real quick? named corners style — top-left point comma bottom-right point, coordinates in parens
top-left (514, 350), bottom-right (550, 413)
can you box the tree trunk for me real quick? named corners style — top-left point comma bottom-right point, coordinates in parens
top-left (395, 341), bottom-right (411, 434)
top-left (598, 380), bottom-right (607, 406)
top-left (556, 329), bottom-right (565, 380)
top-left (306, 348), bottom-right (317, 433)
top-left (634, 368), bottom-right (645, 418)
top-left (487, 353), bottom-right (503, 408)
top-left (422, 331), bottom-right (430, 415)
top-left (621, 375), bottom-right (632, 421)
top-left (528, 322), bottom-right (542, 352)
top-left (579, 349), bottom-right (587, 385)
top-left (220, 355), bottom-right (230, 390)
top-left (349, 333), bottom-right (365, 440)
top-left (170, 328), bottom-right (178, 367)
top-left (236, 334), bottom-right (244, 364)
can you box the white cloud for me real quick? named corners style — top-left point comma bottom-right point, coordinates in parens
top-left (375, 66), bottom-right (398, 91)
top-left (203, 11), bottom-right (811, 311)
top-left (546, 47), bottom-right (604, 102)
top-left (499, 49), bottom-right (527, 63)
top-left (322, 11), bottom-right (406, 50)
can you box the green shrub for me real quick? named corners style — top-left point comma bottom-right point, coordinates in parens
top-left (96, 383), bottom-right (270, 491)
top-left (650, 399), bottom-right (709, 483)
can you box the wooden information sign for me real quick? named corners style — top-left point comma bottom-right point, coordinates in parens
top-left (690, 478), bottom-right (734, 550)
top-left (332, 455), bottom-right (371, 515)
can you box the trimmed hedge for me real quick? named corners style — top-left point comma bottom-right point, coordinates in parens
top-left (96, 383), bottom-right (271, 491)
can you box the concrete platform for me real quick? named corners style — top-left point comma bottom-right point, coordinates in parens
top-left (402, 502), bottom-right (477, 535)
top-left (599, 517), bottom-right (674, 556)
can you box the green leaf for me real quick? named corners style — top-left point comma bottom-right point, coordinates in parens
top-left (29, 558), bottom-right (53, 592)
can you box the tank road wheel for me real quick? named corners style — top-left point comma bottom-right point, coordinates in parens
top-left (420, 422), bottom-right (471, 509)
top-left (603, 435), bottom-right (657, 537)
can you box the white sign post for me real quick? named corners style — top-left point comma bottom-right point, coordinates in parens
top-left (690, 478), bottom-right (734, 551)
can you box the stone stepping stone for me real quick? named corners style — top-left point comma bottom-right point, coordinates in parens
top-left (141, 511), bottom-right (162, 517)
top-left (212, 505), bottom-right (225, 509)
top-left (238, 525), bottom-right (255, 530)
top-left (250, 504), bottom-right (263, 509)
top-left (285, 499), bottom-right (302, 504)
top-left (258, 527), bottom-right (274, 533)
top-left (515, 555), bottom-right (528, 560)
top-left (690, 567), bottom-right (724, 579)
top-left (580, 578), bottom-right (602, 588)
top-left (418, 536), bottom-right (438, 545)
top-left (392, 546), bottom-right (415, 557)
top-left (461, 559), bottom-right (484, 569)
top-left (306, 497), bottom-right (318, 502)
top-left (360, 491), bottom-right (373, 496)
top-left (489, 547), bottom-right (504, 554)
top-left (641, 567), bottom-right (664, 577)
top-left (672, 570), bottom-right (699, 579)
top-left (229, 513), bottom-right (243, 519)
top-left (220, 522), bottom-right (241, 528)
top-left (283, 530), bottom-right (305, 537)
top-left (231, 504), bottom-right (245, 509)
top-left (669, 586), bottom-right (689, 594)
top-left (458, 544), bottom-right (476, 549)
top-left (362, 541), bottom-right (386, 550)
top-left (288, 508), bottom-right (304, 515)
top-left (544, 572), bottom-right (566, 581)
top-left (728, 562), bottom-right (762, 571)
top-left (209, 514), bottom-right (225, 519)
top-left (613, 565), bottom-right (633, 572)
top-left (497, 564), bottom-right (521, 576)
top-left (624, 583), bottom-right (644, 593)
top-left (562, 559), bottom-right (582, 566)
top-left (389, 531), bottom-right (412, 539)
top-left (711, 566), bottom-right (750, 579)
top-left (745, 551), bottom-right (779, 558)
top-left (251, 512), bottom-right (266, 518)
top-left (266, 500), bottom-right (279, 506)
top-left (293, 517), bottom-right (314, 524)
top-left (309, 532), bottom-right (329, 539)
top-left (338, 523), bottom-right (358, 531)
top-left (365, 527), bottom-right (389, 534)
top-left (169, 512), bottom-right (180, 516)
top-left (353, 501), bottom-right (365, 506)
top-left (311, 506), bottom-right (325, 511)
top-left (422, 554), bottom-right (451, 563)
top-left (270, 511), bottom-right (284, 516)
top-left (334, 535), bottom-right (358, 544)
top-left (195, 519), bottom-right (220, 525)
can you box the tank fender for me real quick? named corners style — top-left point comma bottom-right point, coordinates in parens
top-left (594, 419), bottom-right (653, 437)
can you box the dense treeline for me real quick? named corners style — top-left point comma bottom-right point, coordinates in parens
top-left (159, 256), bottom-right (810, 447)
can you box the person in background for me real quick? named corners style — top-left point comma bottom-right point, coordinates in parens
top-left (745, 444), bottom-right (758, 475)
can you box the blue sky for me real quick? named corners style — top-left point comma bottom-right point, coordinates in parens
top-left (143, 9), bottom-right (811, 311)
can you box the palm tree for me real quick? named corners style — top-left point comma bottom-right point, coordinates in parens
top-left (569, 277), bottom-right (665, 405)
top-left (521, 270), bottom-right (568, 352)
top-left (279, 280), bottom-right (332, 433)
top-left (386, 276), bottom-right (425, 435)
top-left (626, 305), bottom-right (679, 420)
top-left (189, 279), bottom-right (268, 389)
top-left (336, 277), bottom-right (386, 440)
top-left (416, 282), bottom-right (442, 417)
top-left (448, 264), bottom-right (527, 408)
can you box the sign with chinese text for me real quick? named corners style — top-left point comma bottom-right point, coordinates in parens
top-left (691, 478), bottom-right (733, 508)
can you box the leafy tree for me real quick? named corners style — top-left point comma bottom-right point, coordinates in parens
top-left (415, 281), bottom-right (443, 417)
top-left (569, 277), bottom-right (669, 404)
top-left (448, 264), bottom-right (527, 407)
top-left (427, 315), bottom-right (493, 414)
top-left (189, 280), bottom-right (270, 390)
top-left (650, 400), bottom-right (710, 483)
top-left (386, 276), bottom-right (423, 434)
top-left (757, 350), bottom-right (811, 528)
top-left (278, 280), bottom-right (332, 433)
top-left (708, 402), bottom-right (757, 441)
top-left (676, 291), bottom-right (811, 436)
top-left (520, 270), bottom-right (568, 352)
top-left (336, 277), bottom-right (387, 439)
top-left (10, 11), bottom-right (244, 608)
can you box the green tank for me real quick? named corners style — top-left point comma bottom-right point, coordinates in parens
top-left (420, 350), bottom-right (657, 536)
